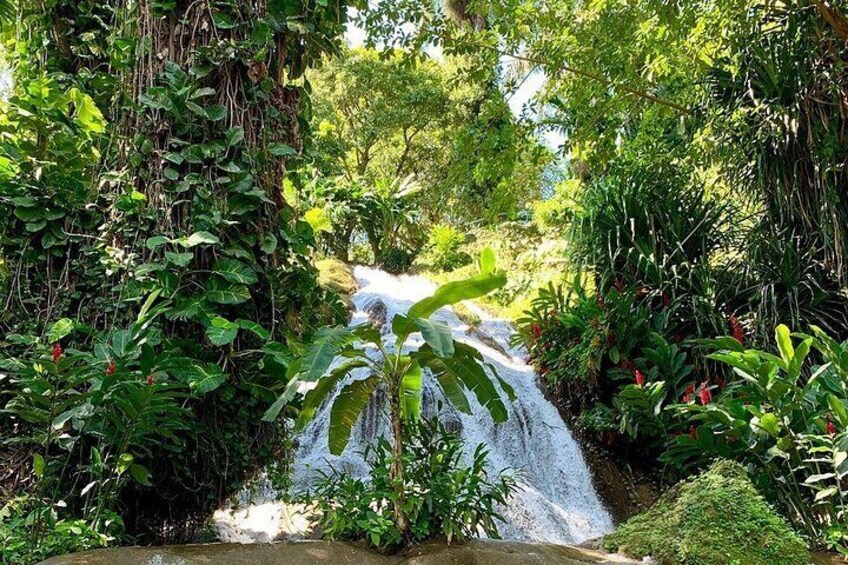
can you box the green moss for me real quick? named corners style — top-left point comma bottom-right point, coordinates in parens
top-left (317, 259), bottom-right (358, 296)
top-left (603, 460), bottom-right (809, 565)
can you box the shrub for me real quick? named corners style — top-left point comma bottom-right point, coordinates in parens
top-left (666, 324), bottom-right (848, 549)
top-left (423, 224), bottom-right (470, 272)
top-left (603, 459), bottom-right (809, 565)
top-left (304, 418), bottom-right (518, 549)
top-left (377, 247), bottom-right (414, 274)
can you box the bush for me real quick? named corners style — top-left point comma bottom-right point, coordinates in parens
top-left (666, 324), bottom-right (848, 549)
top-left (422, 224), bottom-right (470, 272)
top-left (303, 418), bottom-right (518, 549)
top-left (603, 460), bottom-right (809, 565)
top-left (377, 247), bottom-right (414, 274)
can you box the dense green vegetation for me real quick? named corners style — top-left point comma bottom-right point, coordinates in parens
top-left (604, 459), bottom-right (810, 565)
top-left (2, 0), bottom-right (848, 563)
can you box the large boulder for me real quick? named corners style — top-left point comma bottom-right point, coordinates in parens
top-left (602, 460), bottom-right (809, 565)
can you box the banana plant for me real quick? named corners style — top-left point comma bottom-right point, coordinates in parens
top-left (263, 249), bottom-right (515, 536)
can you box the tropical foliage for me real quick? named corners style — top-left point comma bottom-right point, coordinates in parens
top-left (264, 250), bottom-right (514, 536)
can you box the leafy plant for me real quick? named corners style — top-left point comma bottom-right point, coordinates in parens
top-left (422, 223), bottom-right (470, 272)
top-left (666, 324), bottom-right (848, 548)
top-left (306, 417), bottom-right (518, 549)
top-left (265, 250), bottom-right (515, 538)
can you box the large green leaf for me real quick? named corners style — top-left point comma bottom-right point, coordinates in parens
top-left (262, 360), bottom-right (303, 422)
top-left (445, 343), bottom-right (509, 423)
top-left (414, 345), bottom-right (471, 415)
top-left (213, 258), bottom-right (258, 285)
top-left (206, 279), bottom-right (251, 305)
top-left (329, 375), bottom-right (381, 455)
top-left (299, 326), bottom-right (357, 382)
top-left (401, 358), bottom-right (423, 420)
top-left (412, 317), bottom-right (455, 357)
top-left (296, 358), bottom-right (369, 430)
top-left (187, 362), bottom-right (228, 394)
top-left (206, 317), bottom-right (238, 346)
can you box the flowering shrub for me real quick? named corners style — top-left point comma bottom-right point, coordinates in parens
top-left (666, 325), bottom-right (848, 550)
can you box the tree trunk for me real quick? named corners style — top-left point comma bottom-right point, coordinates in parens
top-left (388, 380), bottom-right (409, 537)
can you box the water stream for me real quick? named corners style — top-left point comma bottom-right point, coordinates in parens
top-left (215, 267), bottom-right (614, 545)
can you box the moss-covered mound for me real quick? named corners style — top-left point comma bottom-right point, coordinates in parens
top-left (602, 460), bottom-right (809, 565)
top-left (317, 259), bottom-right (358, 315)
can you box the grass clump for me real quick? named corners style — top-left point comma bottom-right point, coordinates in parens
top-left (603, 460), bottom-right (809, 565)
top-left (317, 259), bottom-right (358, 296)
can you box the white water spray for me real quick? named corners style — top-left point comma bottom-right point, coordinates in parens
top-left (215, 267), bottom-right (614, 544)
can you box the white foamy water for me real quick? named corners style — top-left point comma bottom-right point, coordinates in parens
top-left (215, 267), bottom-right (613, 544)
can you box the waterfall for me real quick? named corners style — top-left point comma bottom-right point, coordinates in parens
top-left (215, 267), bottom-right (614, 545)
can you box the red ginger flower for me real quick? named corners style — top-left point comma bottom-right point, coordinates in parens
top-left (730, 315), bottom-right (744, 344)
top-left (662, 292), bottom-right (671, 308)
top-left (634, 369), bottom-right (646, 387)
top-left (689, 425), bottom-right (698, 440)
top-left (105, 358), bottom-right (116, 376)
top-left (146, 374), bottom-right (155, 387)
top-left (699, 386), bottom-right (712, 405)
top-left (52, 343), bottom-right (62, 363)
top-left (827, 420), bottom-right (838, 435)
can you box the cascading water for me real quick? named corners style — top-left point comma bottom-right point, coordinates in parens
top-left (215, 267), bottom-right (614, 545)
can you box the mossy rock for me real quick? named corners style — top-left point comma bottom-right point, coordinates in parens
top-left (316, 259), bottom-right (358, 316)
top-left (602, 460), bottom-right (809, 565)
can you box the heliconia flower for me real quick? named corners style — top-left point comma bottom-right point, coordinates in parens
top-left (52, 343), bottom-right (63, 363)
top-left (827, 420), bottom-right (838, 435)
top-left (699, 386), bottom-right (712, 405)
top-left (634, 369), bottom-right (646, 387)
top-left (105, 358), bottom-right (116, 376)
top-left (730, 315), bottom-right (744, 344)
top-left (146, 374), bottom-right (155, 387)
top-left (689, 426), bottom-right (698, 440)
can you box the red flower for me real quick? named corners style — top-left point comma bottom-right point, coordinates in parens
top-left (634, 369), bottom-right (646, 387)
top-left (52, 343), bottom-right (63, 363)
top-left (672, 333), bottom-right (683, 344)
top-left (105, 358), bottom-right (116, 376)
top-left (689, 426), bottom-right (698, 440)
top-left (730, 315), bottom-right (745, 344)
top-left (827, 420), bottom-right (838, 435)
top-left (530, 323), bottom-right (542, 341)
top-left (146, 374), bottom-right (155, 387)
top-left (717, 377), bottom-right (726, 390)
top-left (607, 331), bottom-right (617, 345)
top-left (662, 292), bottom-right (671, 308)
top-left (596, 292), bottom-right (606, 309)
top-left (699, 386), bottom-right (712, 405)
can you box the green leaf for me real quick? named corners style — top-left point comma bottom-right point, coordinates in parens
top-left (165, 251), bottom-right (194, 266)
top-left (33, 454), bottom-right (45, 477)
top-left (206, 279), bottom-right (251, 305)
top-left (296, 359), bottom-right (369, 430)
top-left (69, 88), bottom-right (106, 133)
top-left (260, 234), bottom-right (278, 254)
top-left (116, 453), bottom-right (134, 476)
top-left (206, 317), bottom-right (238, 346)
top-left (329, 375), bottom-right (381, 455)
top-left (146, 236), bottom-right (171, 250)
top-left (414, 346), bottom-right (471, 415)
top-left (298, 326), bottom-right (357, 382)
top-left (478, 247), bottom-right (496, 274)
top-left (213, 258), bottom-right (258, 285)
top-left (829, 394), bottom-right (848, 427)
top-left (188, 362), bottom-right (228, 394)
top-left (182, 231), bottom-right (220, 248)
top-left (401, 358), bottom-right (423, 420)
top-left (775, 324), bottom-right (794, 365)
top-left (446, 343), bottom-right (509, 423)
top-left (304, 207), bottom-right (332, 234)
top-left (412, 317), bottom-right (455, 358)
top-left (129, 464), bottom-right (152, 486)
top-left (236, 319), bottom-right (271, 341)
top-left (47, 319), bottom-right (75, 343)
top-left (269, 143), bottom-right (297, 157)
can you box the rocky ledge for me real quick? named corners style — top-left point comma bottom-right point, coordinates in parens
top-left (40, 539), bottom-right (641, 565)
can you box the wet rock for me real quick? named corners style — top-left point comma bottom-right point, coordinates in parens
top-left (363, 298), bottom-right (387, 331)
top-left (466, 326), bottom-right (510, 357)
top-left (40, 540), bottom-right (642, 565)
